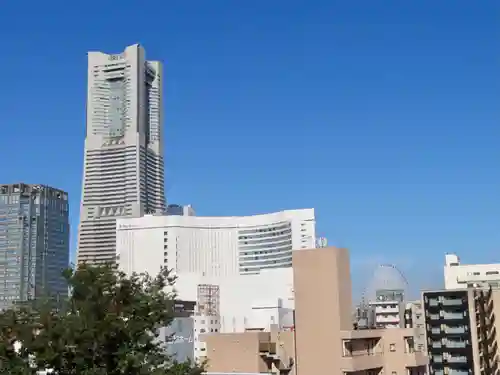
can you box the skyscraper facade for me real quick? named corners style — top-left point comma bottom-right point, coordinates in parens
top-left (77, 44), bottom-right (165, 264)
top-left (0, 183), bottom-right (70, 310)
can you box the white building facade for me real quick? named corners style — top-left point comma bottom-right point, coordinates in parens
top-left (115, 209), bottom-right (308, 362)
top-left (172, 269), bottom-right (295, 360)
top-left (444, 253), bottom-right (500, 290)
top-left (116, 208), bottom-right (315, 277)
top-left (77, 43), bottom-right (165, 264)
top-left (368, 300), bottom-right (404, 329)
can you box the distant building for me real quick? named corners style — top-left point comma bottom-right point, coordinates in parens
top-left (166, 204), bottom-right (195, 216)
top-left (444, 253), bottom-right (500, 290)
top-left (159, 300), bottom-right (196, 362)
top-left (0, 183), bottom-right (69, 310)
top-left (117, 208), bottom-right (315, 277)
top-left (368, 298), bottom-right (405, 329)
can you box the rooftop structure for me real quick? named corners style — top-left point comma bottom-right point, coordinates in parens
top-left (444, 253), bottom-right (500, 290)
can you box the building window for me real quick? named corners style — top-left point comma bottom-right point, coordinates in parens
top-left (389, 344), bottom-right (396, 352)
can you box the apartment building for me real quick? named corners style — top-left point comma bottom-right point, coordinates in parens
top-left (423, 288), bottom-right (500, 375)
top-left (200, 247), bottom-right (428, 375)
top-left (444, 253), bottom-right (500, 290)
top-left (369, 297), bottom-right (405, 329)
top-left (405, 300), bottom-right (426, 352)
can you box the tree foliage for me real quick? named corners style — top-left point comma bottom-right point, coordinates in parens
top-left (0, 264), bottom-right (205, 375)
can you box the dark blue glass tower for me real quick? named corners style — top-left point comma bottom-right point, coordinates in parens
top-left (0, 183), bottom-right (70, 310)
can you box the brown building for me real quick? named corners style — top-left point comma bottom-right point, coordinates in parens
top-left (201, 247), bottom-right (428, 375)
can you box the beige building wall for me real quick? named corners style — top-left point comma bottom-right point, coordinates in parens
top-left (292, 246), bottom-right (352, 374)
top-left (202, 330), bottom-right (295, 374)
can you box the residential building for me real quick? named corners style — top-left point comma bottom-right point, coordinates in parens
top-left (444, 253), bottom-right (500, 290)
top-left (423, 287), bottom-right (500, 375)
top-left (200, 247), bottom-right (428, 375)
top-left (423, 289), bottom-right (475, 374)
top-left (116, 208), bottom-right (315, 277)
top-left (0, 183), bottom-right (69, 310)
top-left (369, 291), bottom-right (405, 329)
top-left (405, 300), bottom-right (426, 352)
top-left (77, 43), bottom-right (165, 265)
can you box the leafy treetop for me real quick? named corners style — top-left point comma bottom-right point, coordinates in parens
top-left (0, 263), bottom-right (205, 375)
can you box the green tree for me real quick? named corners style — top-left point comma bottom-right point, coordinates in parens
top-left (0, 307), bottom-right (37, 375)
top-left (0, 264), bottom-right (205, 375)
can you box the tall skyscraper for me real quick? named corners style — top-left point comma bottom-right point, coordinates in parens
top-left (77, 44), bottom-right (165, 264)
top-left (0, 183), bottom-right (70, 310)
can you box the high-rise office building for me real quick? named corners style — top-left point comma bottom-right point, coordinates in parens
top-left (0, 183), bottom-right (70, 310)
top-left (77, 44), bottom-right (165, 264)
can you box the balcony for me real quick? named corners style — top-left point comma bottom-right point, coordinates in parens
top-left (374, 305), bottom-right (399, 314)
top-left (445, 340), bottom-right (467, 348)
top-left (429, 314), bottom-right (440, 320)
top-left (442, 298), bottom-right (463, 306)
top-left (340, 352), bottom-right (384, 372)
top-left (341, 337), bottom-right (384, 371)
top-left (447, 370), bottom-right (469, 375)
top-left (447, 355), bottom-right (468, 363)
top-left (443, 312), bottom-right (465, 320)
top-left (444, 326), bottom-right (466, 334)
top-left (375, 315), bottom-right (400, 323)
top-left (431, 341), bottom-right (442, 349)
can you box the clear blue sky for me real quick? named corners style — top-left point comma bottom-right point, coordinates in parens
top-left (0, 0), bottom-right (498, 298)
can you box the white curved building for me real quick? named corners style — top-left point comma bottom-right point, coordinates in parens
top-left (116, 208), bottom-right (315, 277)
